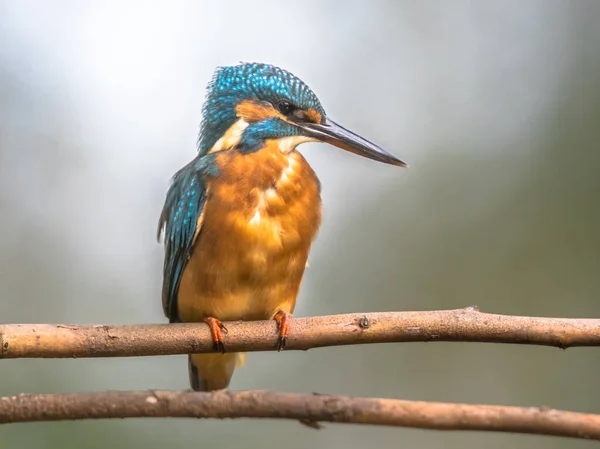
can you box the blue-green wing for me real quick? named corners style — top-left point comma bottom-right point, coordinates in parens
top-left (157, 159), bottom-right (208, 323)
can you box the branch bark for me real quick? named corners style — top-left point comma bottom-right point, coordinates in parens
top-left (1, 390), bottom-right (599, 440)
top-left (2, 308), bottom-right (600, 359)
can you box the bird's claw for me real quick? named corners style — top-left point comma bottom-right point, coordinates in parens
top-left (273, 310), bottom-right (291, 352)
top-left (214, 340), bottom-right (225, 354)
top-left (277, 335), bottom-right (288, 352)
top-left (204, 317), bottom-right (227, 354)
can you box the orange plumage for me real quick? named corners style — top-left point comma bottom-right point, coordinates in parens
top-left (178, 142), bottom-right (321, 390)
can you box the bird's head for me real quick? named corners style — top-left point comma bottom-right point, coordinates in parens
top-left (197, 62), bottom-right (407, 167)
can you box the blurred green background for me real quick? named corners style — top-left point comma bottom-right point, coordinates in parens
top-left (1, 1), bottom-right (600, 448)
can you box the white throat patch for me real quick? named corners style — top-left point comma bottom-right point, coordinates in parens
top-left (276, 135), bottom-right (318, 154)
top-left (208, 119), bottom-right (249, 154)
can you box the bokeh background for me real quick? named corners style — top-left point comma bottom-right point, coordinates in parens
top-left (1, 1), bottom-right (600, 448)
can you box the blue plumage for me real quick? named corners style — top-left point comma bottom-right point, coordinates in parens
top-left (197, 63), bottom-right (325, 155)
top-left (238, 117), bottom-right (301, 153)
top-left (157, 154), bottom-right (218, 322)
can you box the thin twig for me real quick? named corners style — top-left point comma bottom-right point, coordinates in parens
top-left (1, 308), bottom-right (599, 359)
top-left (0, 390), bottom-right (599, 440)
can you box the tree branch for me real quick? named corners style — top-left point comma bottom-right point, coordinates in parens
top-left (2, 311), bottom-right (600, 440)
top-left (0, 390), bottom-right (599, 440)
top-left (2, 308), bottom-right (600, 359)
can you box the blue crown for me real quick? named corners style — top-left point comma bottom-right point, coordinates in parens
top-left (198, 63), bottom-right (325, 155)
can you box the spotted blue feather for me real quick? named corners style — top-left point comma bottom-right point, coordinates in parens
top-left (157, 154), bottom-right (218, 322)
top-left (197, 63), bottom-right (325, 155)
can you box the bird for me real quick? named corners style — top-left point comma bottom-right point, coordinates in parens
top-left (157, 62), bottom-right (407, 392)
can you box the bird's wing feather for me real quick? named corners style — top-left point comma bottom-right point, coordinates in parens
top-left (157, 158), bottom-right (209, 322)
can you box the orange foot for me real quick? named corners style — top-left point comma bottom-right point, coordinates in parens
top-left (273, 310), bottom-right (291, 352)
top-left (204, 317), bottom-right (227, 354)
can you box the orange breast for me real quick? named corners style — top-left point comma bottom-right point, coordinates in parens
top-left (177, 141), bottom-right (322, 323)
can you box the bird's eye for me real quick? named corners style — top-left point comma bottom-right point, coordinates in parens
top-left (277, 100), bottom-right (296, 115)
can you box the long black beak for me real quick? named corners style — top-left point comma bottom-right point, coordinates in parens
top-left (298, 117), bottom-right (408, 167)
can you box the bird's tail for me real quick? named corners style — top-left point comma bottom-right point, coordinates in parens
top-left (188, 352), bottom-right (247, 391)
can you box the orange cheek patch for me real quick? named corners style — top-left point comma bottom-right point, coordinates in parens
top-left (236, 100), bottom-right (322, 125)
top-left (236, 100), bottom-right (285, 123)
top-left (304, 108), bottom-right (322, 123)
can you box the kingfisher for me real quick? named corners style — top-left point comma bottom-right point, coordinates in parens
top-left (157, 62), bottom-right (407, 392)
